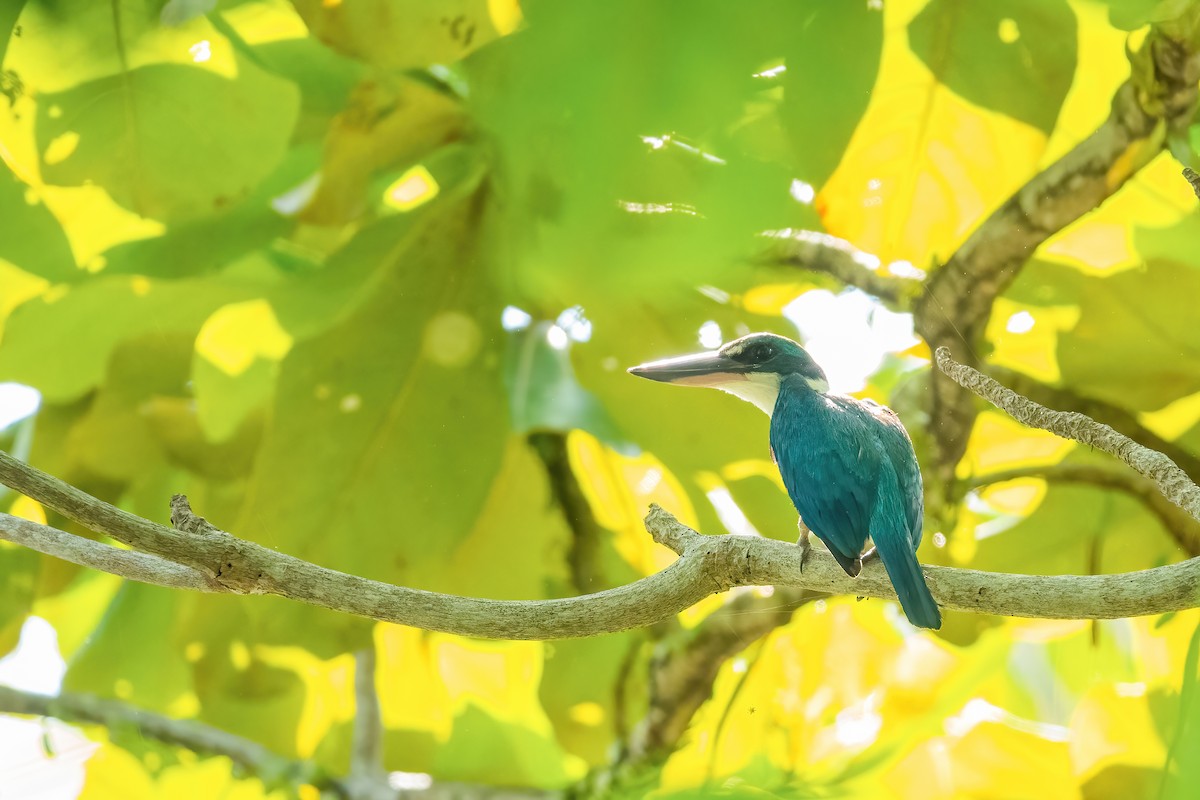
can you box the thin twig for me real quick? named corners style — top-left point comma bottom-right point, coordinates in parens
top-left (753, 229), bottom-right (917, 305)
top-left (1184, 167), bottom-right (1200, 200)
top-left (0, 684), bottom-right (324, 786)
top-left (937, 348), bottom-right (1200, 523)
top-left (971, 464), bottom-right (1200, 555)
top-left (343, 644), bottom-right (395, 800)
top-left (988, 366), bottom-right (1200, 482)
top-left (0, 512), bottom-right (219, 592)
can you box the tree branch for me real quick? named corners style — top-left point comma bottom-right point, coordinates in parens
top-left (0, 684), bottom-right (554, 800)
top-left (343, 644), bottom-right (395, 800)
top-left (0, 512), bottom-right (220, 592)
top-left (1184, 166), bottom-right (1200, 200)
top-left (988, 366), bottom-right (1200, 481)
top-left (937, 347), bottom-right (1200, 524)
top-left (970, 464), bottom-right (1200, 556)
top-left (753, 229), bottom-right (918, 305)
top-left (914, 12), bottom-right (1200, 476)
top-left (0, 684), bottom-right (322, 786)
top-left (2, 449), bottom-right (1200, 637)
top-left (626, 587), bottom-right (811, 761)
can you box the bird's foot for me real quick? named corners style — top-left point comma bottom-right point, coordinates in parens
top-left (859, 546), bottom-right (878, 567)
top-left (797, 528), bottom-right (812, 573)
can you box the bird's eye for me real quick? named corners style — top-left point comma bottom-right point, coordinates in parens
top-left (753, 344), bottom-right (776, 361)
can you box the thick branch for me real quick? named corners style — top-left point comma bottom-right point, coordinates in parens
top-left (3, 452), bottom-right (1200, 636)
top-left (753, 229), bottom-right (917, 305)
top-left (0, 684), bottom-right (319, 785)
top-left (914, 15), bottom-right (1200, 474)
top-left (938, 348), bottom-right (1200, 523)
top-left (972, 464), bottom-right (1200, 555)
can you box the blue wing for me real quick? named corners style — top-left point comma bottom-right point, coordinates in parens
top-left (769, 379), bottom-right (882, 573)
top-left (859, 398), bottom-right (924, 548)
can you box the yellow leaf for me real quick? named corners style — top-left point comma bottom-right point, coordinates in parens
top-left (292, 0), bottom-right (521, 70)
top-left (567, 429), bottom-right (697, 577)
top-left (1069, 682), bottom-right (1165, 782)
top-left (985, 297), bottom-right (1081, 384)
top-left (376, 625), bottom-right (454, 740)
top-left (253, 644), bottom-right (356, 758)
top-left (819, 0), bottom-right (1047, 265)
top-left (957, 411), bottom-right (1075, 479)
top-left (196, 300), bottom-right (294, 378)
top-left (298, 77), bottom-right (466, 225)
top-left (739, 283), bottom-right (813, 315)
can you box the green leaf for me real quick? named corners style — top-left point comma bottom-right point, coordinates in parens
top-left (235, 190), bottom-right (510, 588)
top-left (64, 583), bottom-right (194, 710)
top-left (1005, 258), bottom-right (1200, 411)
top-left (36, 63), bottom-right (299, 222)
top-left (468, 0), bottom-right (808, 305)
top-left (780, 0), bottom-right (883, 187)
top-left (0, 275), bottom-right (254, 403)
top-left (432, 703), bottom-right (574, 787)
top-left (0, 166), bottom-right (76, 281)
top-left (504, 321), bottom-right (625, 446)
top-left (909, 0), bottom-right (1076, 134)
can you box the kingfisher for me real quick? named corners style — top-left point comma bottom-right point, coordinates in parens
top-left (628, 332), bottom-right (941, 629)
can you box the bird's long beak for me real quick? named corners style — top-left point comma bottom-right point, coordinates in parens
top-left (627, 351), bottom-right (746, 386)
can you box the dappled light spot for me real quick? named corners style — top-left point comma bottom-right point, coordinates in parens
top-left (189, 40), bottom-right (212, 63)
top-left (932, 532), bottom-right (946, 548)
top-left (422, 310), bottom-right (482, 367)
top-left (887, 259), bottom-right (926, 279)
top-left (752, 64), bottom-right (786, 78)
top-left (389, 772), bottom-right (434, 791)
top-left (555, 306), bottom-right (592, 342)
top-left (500, 305), bottom-right (532, 331)
top-left (113, 678), bottom-right (133, 699)
top-left (545, 324), bottom-right (569, 350)
top-left (184, 642), bottom-right (204, 662)
top-left (698, 319), bottom-right (722, 348)
top-left (47, 104), bottom-right (62, 119)
top-left (271, 172), bottom-right (321, 216)
top-left (0, 383), bottom-right (41, 429)
top-left (488, 0), bottom-right (523, 35)
top-left (314, 383), bottom-right (331, 400)
top-left (1006, 310), bottom-right (1035, 333)
top-left (195, 299), bottom-right (293, 377)
top-left (790, 178), bottom-right (815, 204)
top-left (999, 18), bottom-right (1020, 44)
top-left (383, 164), bottom-right (439, 212)
top-left (618, 200), bottom-right (701, 217)
top-left (229, 640), bottom-right (251, 671)
top-left (339, 393), bottom-right (361, 413)
top-left (42, 131), bottom-right (79, 166)
top-left (130, 277), bottom-right (152, 297)
top-left (568, 701), bottom-right (605, 726)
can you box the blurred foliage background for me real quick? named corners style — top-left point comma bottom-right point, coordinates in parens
top-left (2, 0), bottom-right (1200, 798)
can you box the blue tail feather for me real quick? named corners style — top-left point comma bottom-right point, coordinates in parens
top-left (870, 475), bottom-right (941, 630)
top-left (874, 529), bottom-right (941, 629)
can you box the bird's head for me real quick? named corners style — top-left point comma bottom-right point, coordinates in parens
top-left (627, 332), bottom-right (829, 416)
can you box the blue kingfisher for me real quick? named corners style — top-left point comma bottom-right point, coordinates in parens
top-left (629, 332), bottom-right (941, 629)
